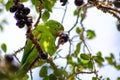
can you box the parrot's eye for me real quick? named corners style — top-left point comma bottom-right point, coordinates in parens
top-left (58, 25), bottom-right (61, 28)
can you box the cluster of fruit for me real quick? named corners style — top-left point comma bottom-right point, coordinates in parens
top-left (10, 0), bottom-right (32, 28)
top-left (60, 0), bottom-right (84, 6)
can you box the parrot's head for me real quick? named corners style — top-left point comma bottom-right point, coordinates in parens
top-left (45, 20), bottom-right (64, 36)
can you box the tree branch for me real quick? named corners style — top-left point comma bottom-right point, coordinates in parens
top-left (34, 0), bottom-right (43, 27)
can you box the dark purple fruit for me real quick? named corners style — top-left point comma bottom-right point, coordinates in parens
top-left (59, 33), bottom-right (69, 43)
top-left (16, 19), bottom-right (25, 28)
top-left (60, 0), bottom-right (63, 2)
top-left (14, 11), bottom-right (25, 20)
top-left (74, 0), bottom-right (84, 6)
top-left (22, 7), bottom-right (30, 15)
top-left (5, 55), bottom-right (14, 63)
top-left (10, 5), bottom-right (17, 13)
top-left (60, 0), bottom-right (68, 6)
top-left (25, 16), bottom-right (32, 26)
top-left (13, 0), bottom-right (20, 4)
top-left (16, 3), bottom-right (24, 10)
top-left (40, 52), bottom-right (48, 59)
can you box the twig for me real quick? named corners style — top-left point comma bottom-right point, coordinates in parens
top-left (61, 4), bottom-right (68, 24)
top-left (30, 70), bottom-right (33, 80)
top-left (12, 47), bottom-right (24, 63)
top-left (34, 0), bottom-right (42, 27)
top-left (68, 8), bottom-right (80, 34)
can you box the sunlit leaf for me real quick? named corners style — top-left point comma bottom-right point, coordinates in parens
top-left (82, 60), bottom-right (90, 64)
top-left (1, 43), bottom-right (7, 53)
top-left (39, 66), bottom-right (48, 77)
top-left (86, 30), bottom-right (96, 39)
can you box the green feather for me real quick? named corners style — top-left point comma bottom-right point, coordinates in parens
top-left (16, 20), bottom-right (64, 78)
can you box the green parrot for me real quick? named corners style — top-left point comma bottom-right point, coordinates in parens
top-left (16, 20), bottom-right (64, 78)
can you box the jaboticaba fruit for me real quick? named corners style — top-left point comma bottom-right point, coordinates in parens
top-left (22, 7), bottom-right (30, 15)
top-left (25, 16), bottom-right (33, 26)
top-left (14, 11), bottom-right (25, 20)
top-left (16, 19), bottom-right (25, 28)
top-left (60, 33), bottom-right (69, 43)
top-left (60, 0), bottom-right (68, 6)
top-left (13, 0), bottom-right (20, 4)
top-left (58, 33), bottom-right (69, 45)
top-left (16, 3), bottom-right (24, 10)
top-left (10, 5), bottom-right (18, 13)
top-left (74, 0), bottom-right (84, 6)
top-left (40, 52), bottom-right (48, 59)
top-left (5, 55), bottom-right (14, 63)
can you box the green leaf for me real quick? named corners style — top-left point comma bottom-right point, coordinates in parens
top-left (92, 77), bottom-right (97, 80)
top-left (80, 54), bottom-right (90, 60)
top-left (94, 56), bottom-right (104, 66)
top-left (96, 51), bottom-right (102, 57)
top-left (110, 53), bottom-right (114, 59)
top-left (67, 55), bottom-right (73, 64)
top-left (42, 10), bottom-right (50, 22)
top-left (21, 0), bottom-right (28, 2)
top-left (82, 60), bottom-right (90, 64)
top-left (88, 61), bottom-right (93, 70)
top-left (73, 9), bottom-right (78, 16)
top-left (5, 1), bottom-right (13, 11)
top-left (107, 77), bottom-right (110, 80)
top-left (72, 42), bottom-right (82, 57)
top-left (68, 74), bottom-right (76, 80)
top-left (49, 74), bottom-right (57, 80)
top-left (31, 0), bottom-right (39, 12)
top-left (1, 43), bottom-right (7, 53)
top-left (0, 25), bottom-right (3, 31)
top-left (76, 27), bottom-right (81, 34)
top-left (21, 74), bottom-right (29, 80)
top-left (86, 30), bottom-right (96, 39)
top-left (117, 77), bottom-right (120, 80)
top-left (39, 66), bottom-right (48, 77)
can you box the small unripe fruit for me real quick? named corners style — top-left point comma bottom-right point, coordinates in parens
top-left (74, 0), bottom-right (84, 6)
